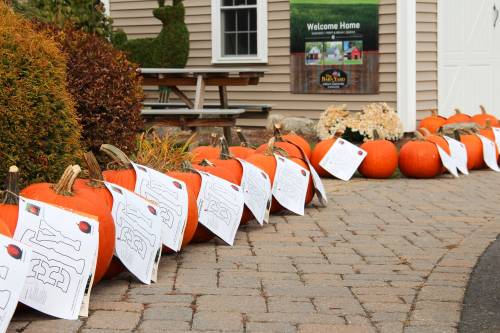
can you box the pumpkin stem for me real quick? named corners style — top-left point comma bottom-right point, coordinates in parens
top-left (236, 128), bottom-right (248, 147)
top-left (484, 119), bottom-right (492, 130)
top-left (419, 128), bottom-right (432, 137)
top-left (180, 160), bottom-right (197, 173)
top-left (100, 144), bottom-right (132, 168)
top-left (454, 108), bottom-right (462, 115)
top-left (53, 165), bottom-right (81, 196)
top-left (219, 137), bottom-right (233, 160)
top-left (2, 166), bottom-right (19, 205)
top-left (83, 152), bottom-right (104, 187)
top-left (480, 105), bottom-right (487, 115)
top-left (210, 133), bottom-right (218, 147)
top-left (273, 122), bottom-right (284, 142)
top-left (414, 131), bottom-right (425, 140)
top-left (372, 129), bottom-right (380, 140)
top-left (199, 159), bottom-right (215, 167)
top-left (430, 109), bottom-right (438, 117)
top-left (453, 130), bottom-right (461, 141)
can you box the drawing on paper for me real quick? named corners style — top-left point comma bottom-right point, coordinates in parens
top-left (28, 253), bottom-right (74, 293)
top-left (0, 266), bottom-right (11, 310)
top-left (201, 176), bottom-right (241, 227)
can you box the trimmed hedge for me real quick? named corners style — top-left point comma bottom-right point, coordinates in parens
top-left (0, 3), bottom-right (83, 186)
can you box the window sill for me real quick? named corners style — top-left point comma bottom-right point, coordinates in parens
top-left (211, 57), bottom-right (268, 65)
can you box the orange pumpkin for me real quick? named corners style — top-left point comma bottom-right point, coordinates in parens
top-left (420, 128), bottom-right (451, 154)
top-left (459, 132), bottom-right (485, 170)
top-left (310, 138), bottom-right (336, 177)
top-left (471, 105), bottom-right (498, 127)
top-left (0, 166), bottom-right (20, 234)
top-left (192, 133), bottom-right (221, 164)
top-left (398, 133), bottom-right (443, 178)
top-left (418, 109), bottom-right (446, 133)
top-left (479, 120), bottom-right (496, 141)
top-left (21, 165), bottom-right (115, 285)
top-left (229, 128), bottom-right (256, 159)
top-left (0, 219), bottom-right (11, 237)
top-left (358, 132), bottom-right (398, 179)
top-left (444, 108), bottom-right (471, 125)
top-left (283, 133), bottom-right (312, 159)
top-left (256, 123), bottom-right (304, 159)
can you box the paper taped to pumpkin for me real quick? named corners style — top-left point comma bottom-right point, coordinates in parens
top-left (436, 146), bottom-right (459, 178)
top-left (105, 182), bottom-right (162, 284)
top-left (0, 234), bottom-right (31, 333)
top-left (319, 138), bottom-right (367, 181)
top-left (237, 159), bottom-right (272, 226)
top-left (272, 155), bottom-right (310, 216)
top-left (444, 136), bottom-right (469, 175)
top-left (131, 162), bottom-right (189, 252)
top-left (14, 198), bottom-right (99, 320)
top-left (477, 135), bottom-right (500, 172)
top-left (196, 171), bottom-right (244, 246)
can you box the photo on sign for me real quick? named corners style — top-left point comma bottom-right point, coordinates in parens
top-left (306, 40), bottom-right (363, 66)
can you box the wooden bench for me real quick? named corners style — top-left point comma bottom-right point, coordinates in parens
top-left (143, 102), bottom-right (271, 118)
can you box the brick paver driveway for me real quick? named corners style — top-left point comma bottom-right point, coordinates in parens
top-left (9, 171), bottom-right (500, 333)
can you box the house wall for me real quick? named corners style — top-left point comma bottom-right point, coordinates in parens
top-left (110, 0), bottom-right (399, 124)
top-left (416, 0), bottom-right (438, 120)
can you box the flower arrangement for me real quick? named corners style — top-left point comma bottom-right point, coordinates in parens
top-left (316, 103), bottom-right (404, 142)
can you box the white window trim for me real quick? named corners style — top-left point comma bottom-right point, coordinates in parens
top-left (211, 0), bottom-right (268, 64)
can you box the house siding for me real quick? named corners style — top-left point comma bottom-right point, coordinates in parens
top-left (110, 0), bottom-right (398, 124)
top-left (416, 0), bottom-right (438, 120)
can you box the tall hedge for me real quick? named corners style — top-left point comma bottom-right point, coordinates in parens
top-left (46, 27), bottom-right (144, 155)
top-left (0, 3), bottom-right (82, 185)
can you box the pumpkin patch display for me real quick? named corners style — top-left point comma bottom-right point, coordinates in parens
top-left (471, 105), bottom-right (498, 127)
top-left (0, 166), bottom-right (20, 234)
top-left (444, 109), bottom-right (472, 125)
top-left (21, 165), bottom-right (115, 285)
top-left (418, 109), bottom-right (447, 134)
top-left (358, 131), bottom-right (398, 179)
top-left (310, 138), bottom-right (337, 177)
top-left (398, 132), bottom-right (444, 178)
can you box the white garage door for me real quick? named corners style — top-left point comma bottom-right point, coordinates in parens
top-left (438, 0), bottom-right (500, 118)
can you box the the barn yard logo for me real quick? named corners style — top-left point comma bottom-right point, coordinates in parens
top-left (320, 69), bottom-right (347, 89)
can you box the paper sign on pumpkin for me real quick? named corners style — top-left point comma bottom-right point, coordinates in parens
top-left (436, 145), bottom-right (459, 178)
top-left (319, 138), bottom-right (367, 181)
top-left (272, 155), bottom-right (310, 216)
top-left (105, 183), bottom-right (162, 284)
top-left (477, 135), bottom-right (500, 172)
top-left (131, 163), bottom-right (189, 252)
top-left (237, 159), bottom-right (272, 226)
top-left (196, 171), bottom-right (244, 246)
top-left (444, 136), bottom-right (469, 175)
top-left (0, 235), bottom-right (32, 333)
top-left (14, 197), bottom-right (99, 320)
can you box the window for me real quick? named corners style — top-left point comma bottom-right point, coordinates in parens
top-left (212, 0), bottom-right (268, 64)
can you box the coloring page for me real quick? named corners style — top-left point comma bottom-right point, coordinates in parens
top-left (272, 155), bottom-right (310, 216)
top-left (319, 139), bottom-right (367, 181)
top-left (477, 135), bottom-right (500, 172)
top-left (493, 128), bottom-right (500, 151)
top-left (237, 159), bottom-right (272, 226)
top-left (0, 235), bottom-right (32, 333)
top-left (304, 157), bottom-right (328, 207)
top-left (436, 146), bottom-right (459, 178)
top-left (79, 247), bottom-right (97, 318)
top-left (105, 183), bottom-right (162, 284)
top-left (444, 136), bottom-right (469, 175)
top-left (196, 171), bottom-right (244, 246)
top-left (132, 163), bottom-right (188, 252)
top-left (14, 197), bottom-right (99, 320)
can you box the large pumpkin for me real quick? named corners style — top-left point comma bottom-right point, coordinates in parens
top-left (444, 108), bottom-right (471, 125)
top-left (418, 109), bottom-right (446, 133)
top-left (282, 133), bottom-right (312, 159)
top-left (255, 124), bottom-right (304, 159)
top-left (398, 133), bottom-right (443, 178)
top-left (471, 105), bottom-right (498, 127)
top-left (192, 133), bottom-right (221, 164)
top-left (459, 132), bottom-right (484, 170)
top-left (21, 165), bottom-right (115, 285)
top-left (358, 132), bottom-right (398, 179)
top-left (310, 138), bottom-right (336, 177)
top-left (0, 166), bottom-right (20, 234)
top-left (229, 128), bottom-right (256, 159)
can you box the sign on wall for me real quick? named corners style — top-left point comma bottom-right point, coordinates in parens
top-left (290, 0), bottom-right (380, 94)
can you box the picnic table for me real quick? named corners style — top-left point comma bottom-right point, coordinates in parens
top-left (139, 68), bottom-right (270, 144)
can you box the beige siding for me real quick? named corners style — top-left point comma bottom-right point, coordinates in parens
top-left (111, 0), bottom-right (397, 123)
top-left (416, 0), bottom-right (438, 121)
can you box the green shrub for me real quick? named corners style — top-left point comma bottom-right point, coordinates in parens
top-left (0, 3), bottom-right (83, 186)
top-left (47, 26), bottom-right (144, 155)
top-left (113, 0), bottom-right (189, 68)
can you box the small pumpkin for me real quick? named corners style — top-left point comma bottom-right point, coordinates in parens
top-left (310, 138), bottom-right (337, 177)
top-left (419, 128), bottom-right (450, 154)
top-left (0, 166), bottom-right (20, 234)
top-left (282, 133), bottom-right (312, 159)
top-left (21, 165), bottom-right (115, 285)
top-left (459, 130), bottom-right (485, 170)
top-left (398, 132), bottom-right (444, 178)
top-left (192, 133), bottom-right (221, 164)
top-left (255, 123), bottom-right (303, 159)
top-left (229, 128), bottom-right (256, 159)
top-left (444, 108), bottom-right (471, 125)
top-left (479, 120), bottom-right (496, 142)
top-left (418, 109), bottom-right (446, 133)
top-left (471, 105), bottom-right (499, 128)
top-left (358, 131), bottom-right (398, 179)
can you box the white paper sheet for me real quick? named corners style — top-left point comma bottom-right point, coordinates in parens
top-left (444, 136), bottom-right (469, 175)
top-left (477, 135), bottom-right (500, 172)
top-left (492, 128), bottom-right (500, 151)
top-left (319, 138), bottom-right (367, 181)
top-left (237, 159), bottom-right (272, 226)
top-left (0, 235), bottom-right (32, 333)
top-left (304, 157), bottom-right (328, 206)
top-left (272, 155), bottom-right (310, 216)
top-left (436, 146), bottom-right (459, 178)
top-left (14, 197), bottom-right (99, 320)
top-left (196, 171), bottom-right (244, 246)
top-left (131, 163), bottom-right (189, 252)
top-left (105, 183), bottom-right (162, 284)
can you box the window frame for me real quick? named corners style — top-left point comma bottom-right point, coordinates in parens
top-left (211, 0), bottom-right (268, 64)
